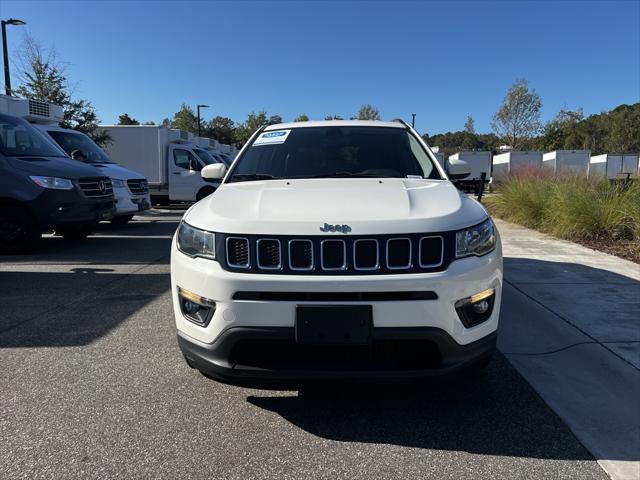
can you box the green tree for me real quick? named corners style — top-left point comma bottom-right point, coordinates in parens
top-left (324, 115), bottom-right (344, 120)
top-left (355, 104), bottom-right (381, 120)
top-left (202, 116), bottom-right (236, 144)
top-left (15, 35), bottom-right (110, 146)
top-left (294, 114), bottom-right (310, 122)
top-left (268, 115), bottom-right (283, 125)
top-left (165, 104), bottom-right (199, 133)
top-left (235, 111), bottom-right (269, 147)
top-left (464, 115), bottom-right (475, 134)
top-left (118, 113), bottom-right (140, 125)
top-left (492, 79), bottom-right (542, 149)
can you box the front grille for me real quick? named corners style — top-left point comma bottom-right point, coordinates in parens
top-left (226, 237), bottom-right (250, 268)
top-left (77, 177), bottom-right (113, 198)
top-left (219, 233), bottom-right (449, 275)
top-left (126, 178), bottom-right (148, 195)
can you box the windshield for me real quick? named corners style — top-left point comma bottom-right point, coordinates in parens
top-left (227, 126), bottom-right (441, 182)
top-left (0, 114), bottom-right (67, 158)
top-left (46, 129), bottom-right (113, 163)
top-left (193, 148), bottom-right (219, 165)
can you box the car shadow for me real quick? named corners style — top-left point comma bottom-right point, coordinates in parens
top-left (0, 270), bottom-right (170, 348)
top-left (247, 353), bottom-right (597, 461)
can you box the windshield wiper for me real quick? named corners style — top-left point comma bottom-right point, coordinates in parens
top-left (229, 173), bottom-right (282, 182)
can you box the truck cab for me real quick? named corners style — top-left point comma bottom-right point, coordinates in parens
top-left (99, 125), bottom-right (221, 205)
top-left (0, 111), bottom-right (115, 253)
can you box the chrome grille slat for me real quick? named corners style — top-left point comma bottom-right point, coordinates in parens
top-left (77, 177), bottom-right (113, 198)
top-left (321, 239), bottom-right (347, 271)
top-left (257, 239), bottom-right (282, 270)
top-left (353, 239), bottom-right (379, 271)
top-left (226, 237), bottom-right (250, 268)
top-left (288, 239), bottom-right (314, 271)
top-left (419, 236), bottom-right (444, 268)
top-left (386, 238), bottom-right (412, 270)
top-left (127, 179), bottom-right (149, 195)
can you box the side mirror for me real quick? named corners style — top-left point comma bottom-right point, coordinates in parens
top-left (446, 159), bottom-right (471, 180)
top-left (201, 163), bottom-right (227, 180)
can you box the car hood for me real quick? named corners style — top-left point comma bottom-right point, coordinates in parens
top-left (87, 162), bottom-right (146, 180)
top-left (185, 178), bottom-right (488, 235)
top-left (6, 156), bottom-right (109, 179)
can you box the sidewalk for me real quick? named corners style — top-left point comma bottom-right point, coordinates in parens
top-left (495, 219), bottom-right (640, 480)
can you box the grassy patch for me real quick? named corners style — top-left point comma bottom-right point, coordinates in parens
top-left (486, 170), bottom-right (640, 262)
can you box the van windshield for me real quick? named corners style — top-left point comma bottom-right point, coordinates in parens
top-left (227, 126), bottom-right (441, 182)
top-left (46, 129), bottom-right (113, 164)
top-left (0, 114), bottom-right (67, 158)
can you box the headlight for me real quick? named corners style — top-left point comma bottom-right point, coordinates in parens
top-left (111, 179), bottom-right (125, 188)
top-left (29, 176), bottom-right (74, 190)
top-left (456, 218), bottom-right (496, 258)
top-left (176, 221), bottom-right (216, 260)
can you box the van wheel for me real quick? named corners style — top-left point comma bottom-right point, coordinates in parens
top-left (56, 224), bottom-right (95, 240)
top-left (0, 206), bottom-right (41, 254)
top-left (196, 187), bottom-right (216, 201)
top-left (111, 215), bottom-right (134, 225)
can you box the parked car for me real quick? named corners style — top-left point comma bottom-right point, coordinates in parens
top-left (0, 113), bottom-right (115, 253)
top-left (99, 125), bottom-right (221, 205)
top-left (34, 124), bottom-right (150, 224)
top-left (170, 120), bottom-right (502, 388)
top-left (447, 151), bottom-right (492, 192)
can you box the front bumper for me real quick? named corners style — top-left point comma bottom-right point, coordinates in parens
top-left (179, 327), bottom-right (497, 389)
top-left (171, 236), bottom-right (502, 386)
top-left (27, 189), bottom-right (115, 229)
top-left (113, 185), bottom-right (150, 215)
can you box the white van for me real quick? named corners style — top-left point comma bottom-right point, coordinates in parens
top-left (34, 124), bottom-right (150, 224)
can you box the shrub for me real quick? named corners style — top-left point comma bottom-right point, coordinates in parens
top-left (487, 174), bottom-right (640, 243)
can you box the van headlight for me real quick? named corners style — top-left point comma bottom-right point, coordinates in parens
top-left (456, 218), bottom-right (496, 258)
top-left (29, 176), bottom-right (74, 190)
top-left (176, 221), bottom-right (216, 260)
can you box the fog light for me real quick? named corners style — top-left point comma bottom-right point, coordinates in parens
top-left (455, 288), bottom-right (495, 328)
top-left (473, 300), bottom-right (489, 314)
top-left (183, 300), bottom-right (200, 315)
top-left (177, 287), bottom-right (216, 327)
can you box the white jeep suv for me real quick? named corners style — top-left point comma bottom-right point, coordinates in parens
top-left (170, 120), bottom-right (502, 388)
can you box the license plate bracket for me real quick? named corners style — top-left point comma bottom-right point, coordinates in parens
top-left (295, 305), bottom-right (373, 345)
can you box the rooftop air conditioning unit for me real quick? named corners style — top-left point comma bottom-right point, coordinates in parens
top-left (0, 94), bottom-right (64, 124)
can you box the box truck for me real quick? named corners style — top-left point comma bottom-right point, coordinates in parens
top-left (492, 151), bottom-right (543, 181)
top-left (542, 150), bottom-right (590, 175)
top-left (98, 125), bottom-right (222, 204)
top-left (447, 151), bottom-right (492, 191)
top-left (589, 153), bottom-right (639, 179)
top-left (0, 97), bottom-right (115, 252)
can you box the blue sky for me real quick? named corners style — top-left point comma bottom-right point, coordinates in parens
top-left (2, 0), bottom-right (639, 134)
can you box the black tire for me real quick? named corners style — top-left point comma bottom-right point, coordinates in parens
top-left (56, 224), bottom-right (95, 241)
top-left (0, 206), bottom-right (41, 254)
top-left (110, 214), bottom-right (134, 225)
top-left (196, 187), bottom-right (216, 202)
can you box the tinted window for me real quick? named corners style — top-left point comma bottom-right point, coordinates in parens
top-left (228, 126), bottom-right (441, 182)
top-left (193, 148), bottom-right (219, 165)
top-left (0, 114), bottom-right (66, 158)
top-left (46, 129), bottom-right (113, 163)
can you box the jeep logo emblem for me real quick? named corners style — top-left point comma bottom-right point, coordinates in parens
top-left (98, 180), bottom-right (107, 194)
top-left (319, 223), bottom-right (352, 234)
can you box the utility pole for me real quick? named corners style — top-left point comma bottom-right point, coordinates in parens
top-left (411, 113), bottom-right (416, 129)
top-left (1, 18), bottom-right (26, 96)
top-left (197, 104), bottom-right (209, 137)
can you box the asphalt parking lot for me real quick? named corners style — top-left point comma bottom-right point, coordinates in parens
top-left (0, 210), bottom-right (609, 479)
